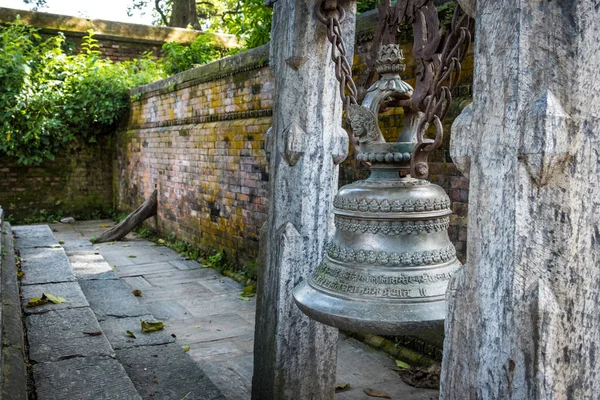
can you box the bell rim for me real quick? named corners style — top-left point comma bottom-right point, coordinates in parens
top-left (293, 279), bottom-right (448, 336)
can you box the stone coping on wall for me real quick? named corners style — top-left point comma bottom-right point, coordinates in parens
top-left (0, 6), bottom-right (237, 48)
top-left (130, 43), bottom-right (270, 99)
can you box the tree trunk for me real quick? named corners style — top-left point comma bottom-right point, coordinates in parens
top-left (251, 1), bottom-right (356, 399)
top-left (168, 0), bottom-right (199, 28)
top-left (441, 1), bottom-right (600, 398)
top-left (92, 190), bottom-right (157, 243)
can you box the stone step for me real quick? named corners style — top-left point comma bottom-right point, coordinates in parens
top-left (57, 227), bottom-right (225, 399)
top-left (1, 220), bottom-right (28, 400)
top-left (12, 225), bottom-right (141, 400)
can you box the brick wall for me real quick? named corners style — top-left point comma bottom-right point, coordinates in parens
top-left (118, 10), bottom-right (472, 266)
top-left (0, 136), bottom-right (114, 222)
top-left (117, 46), bottom-right (272, 263)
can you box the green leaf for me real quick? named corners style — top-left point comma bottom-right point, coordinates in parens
top-left (181, 344), bottom-right (190, 352)
top-left (395, 360), bottom-right (411, 369)
top-left (126, 330), bottom-right (137, 339)
top-left (141, 320), bottom-right (164, 333)
top-left (43, 293), bottom-right (66, 304)
top-left (239, 296), bottom-right (251, 301)
top-left (25, 297), bottom-right (48, 307)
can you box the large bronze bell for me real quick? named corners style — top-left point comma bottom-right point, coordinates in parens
top-left (293, 44), bottom-right (462, 335)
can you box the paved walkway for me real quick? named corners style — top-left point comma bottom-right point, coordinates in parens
top-left (50, 219), bottom-right (438, 400)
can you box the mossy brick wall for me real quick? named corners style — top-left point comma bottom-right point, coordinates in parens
top-left (118, 10), bottom-right (472, 266)
top-left (0, 136), bottom-right (114, 222)
top-left (0, 6), bottom-right (237, 62)
top-left (116, 45), bottom-right (271, 263)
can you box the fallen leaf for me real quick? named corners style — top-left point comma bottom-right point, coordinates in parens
top-left (83, 331), bottom-right (102, 336)
top-left (128, 255), bottom-right (137, 258)
top-left (123, 244), bottom-right (131, 248)
top-left (101, 224), bottom-right (109, 228)
top-left (395, 360), bottom-right (411, 369)
top-left (111, 265), bottom-right (116, 269)
top-left (43, 293), bottom-right (66, 304)
top-left (182, 345), bottom-right (190, 352)
top-left (239, 296), bottom-right (251, 301)
top-left (195, 325), bottom-right (201, 329)
top-left (141, 320), bottom-right (164, 333)
top-left (58, 241), bottom-right (65, 245)
top-left (126, 330), bottom-right (137, 339)
top-left (180, 392), bottom-right (192, 400)
top-left (157, 239), bottom-right (166, 245)
top-left (364, 388), bottom-right (391, 398)
top-left (219, 279), bottom-right (224, 283)
top-left (241, 284), bottom-right (255, 297)
top-left (107, 242), bottom-right (115, 246)
top-left (17, 271), bottom-right (24, 279)
top-left (25, 297), bottom-right (48, 307)
top-left (132, 289), bottom-right (142, 297)
top-left (335, 383), bottom-right (351, 393)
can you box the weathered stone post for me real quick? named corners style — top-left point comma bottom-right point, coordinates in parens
top-left (442, 0), bottom-right (600, 398)
top-left (252, 1), bottom-right (356, 399)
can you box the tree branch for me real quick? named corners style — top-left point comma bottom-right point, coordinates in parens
top-left (155, 0), bottom-right (169, 26)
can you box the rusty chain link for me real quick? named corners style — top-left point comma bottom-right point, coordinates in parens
top-left (316, 0), bottom-right (358, 118)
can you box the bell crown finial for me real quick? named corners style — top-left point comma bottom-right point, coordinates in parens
top-left (375, 44), bottom-right (405, 74)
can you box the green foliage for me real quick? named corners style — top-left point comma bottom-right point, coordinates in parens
top-left (207, 251), bottom-right (230, 272)
top-left (161, 35), bottom-right (225, 74)
top-left (221, 0), bottom-right (272, 50)
top-left (357, 0), bottom-right (378, 13)
top-left (0, 20), bottom-right (166, 165)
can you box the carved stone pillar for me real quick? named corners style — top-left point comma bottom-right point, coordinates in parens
top-left (441, 1), bottom-right (600, 398)
top-left (251, 1), bottom-right (356, 399)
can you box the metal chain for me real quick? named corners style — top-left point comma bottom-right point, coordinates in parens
top-left (316, 0), bottom-right (358, 118)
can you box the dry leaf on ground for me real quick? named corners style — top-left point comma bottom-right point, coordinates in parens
top-left (364, 388), bottom-right (391, 398)
top-left (132, 289), bottom-right (142, 297)
top-left (141, 320), bottom-right (164, 333)
top-left (335, 383), bottom-right (351, 393)
top-left (126, 330), bottom-right (137, 339)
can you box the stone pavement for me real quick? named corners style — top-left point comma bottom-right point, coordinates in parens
top-left (46, 219), bottom-right (438, 400)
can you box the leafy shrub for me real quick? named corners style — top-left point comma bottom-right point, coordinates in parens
top-left (0, 19), bottom-right (165, 165)
top-left (161, 35), bottom-right (225, 75)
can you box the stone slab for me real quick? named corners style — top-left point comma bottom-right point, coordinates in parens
top-left (68, 253), bottom-right (118, 280)
top-left (79, 279), bottom-right (149, 320)
top-left (143, 269), bottom-right (222, 287)
top-left (33, 356), bottom-right (141, 400)
top-left (116, 343), bottom-right (224, 400)
top-left (169, 259), bottom-right (208, 270)
top-left (197, 277), bottom-right (243, 294)
top-left (60, 239), bottom-right (95, 253)
top-left (26, 308), bottom-right (114, 363)
top-left (21, 281), bottom-right (89, 314)
top-left (12, 225), bottom-right (53, 238)
top-left (19, 247), bottom-right (76, 286)
top-left (2, 347), bottom-right (28, 400)
top-left (166, 313), bottom-right (254, 344)
top-left (197, 354), bottom-right (253, 400)
top-left (114, 261), bottom-right (177, 278)
top-left (146, 300), bottom-right (192, 320)
top-left (131, 282), bottom-right (212, 302)
top-left (121, 276), bottom-right (153, 289)
top-left (99, 315), bottom-right (175, 350)
top-left (14, 235), bottom-right (59, 249)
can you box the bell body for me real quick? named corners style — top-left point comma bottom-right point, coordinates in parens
top-left (293, 154), bottom-right (461, 335)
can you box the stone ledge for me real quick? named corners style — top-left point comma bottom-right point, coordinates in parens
top-left (1, 222), bottom-right (28, 400)
top-left (0, 7), bottom-right (237, 48)
top-left (130, 44), bottom-right (270, 99)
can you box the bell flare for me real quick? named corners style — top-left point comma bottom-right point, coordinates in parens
top-left (293, 277), bottom-right (450, 336)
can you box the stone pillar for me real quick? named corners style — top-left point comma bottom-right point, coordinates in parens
top-left (441, 1), bottom-right (600, 398)
top-left (251, 1), bottom-right (356, 399)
